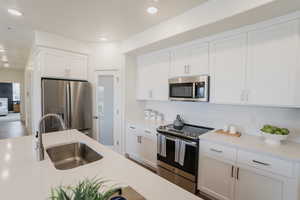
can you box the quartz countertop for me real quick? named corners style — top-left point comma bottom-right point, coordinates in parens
top-left (199, 131), bottom-right (300, 162)
top-left (0, 129), bottom-right (201, 200)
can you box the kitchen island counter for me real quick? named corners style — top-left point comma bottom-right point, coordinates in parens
top-left (0, 129), bottom-right (201, 200)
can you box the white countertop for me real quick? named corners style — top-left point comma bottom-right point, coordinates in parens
top-left (199, 131), bottom-right (300, 162)
top-left (0, 129), bottom-right (201, 200)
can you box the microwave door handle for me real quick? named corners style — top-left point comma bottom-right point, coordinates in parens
top-left (192, 83), bottom-right (196, 99)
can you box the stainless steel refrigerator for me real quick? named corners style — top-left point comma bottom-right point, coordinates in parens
top-left (41, 78), bottom-right (92, 135)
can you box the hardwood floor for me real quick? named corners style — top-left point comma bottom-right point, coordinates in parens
top-left (0, 120), bottom-right (27, 140)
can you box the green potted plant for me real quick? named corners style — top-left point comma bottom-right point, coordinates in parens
top-left (260, 125), bottom-right (289, 145)
top-left (50, 178), bottom-right (121, 200)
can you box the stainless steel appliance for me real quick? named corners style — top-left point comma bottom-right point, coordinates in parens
top-left (169, 75), bottom-right (209, 102)
top-left (41, 78), bottom-right (92, 135)
top-left (157, 123), bottom-right (213, 193)
top-left (0, 98), bottom-right (8, 116)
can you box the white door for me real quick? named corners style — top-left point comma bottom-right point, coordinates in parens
top-left (170, 47), bottom-right (188, 77)
top-left (199, 156), bottom-right (235, 200)
top-left (42, 50), bottom-right (68, 78)
top-left (247, 20), bottom-right (299, 106)
top-left (140, 132), bottom-right (157, 168)
top-left (66, 53), bottom-right (88, 80)
top-left (210, 34), bottom-right (247, 104)
top-left (235, 167), bottom-right (283, 200)
top-left (137, 51), bottom-right (170, 101)
top-left (126, 124), bottom-right (140, 160)
top-left (95, 70), bottom-right (122, 153)
top-left (170, 43), bottom-right (209, 77)
top-left (186, 43), bottom-right (209, 75)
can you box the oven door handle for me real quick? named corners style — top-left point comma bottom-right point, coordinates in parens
top-left (157, 133), bottom-right (197, 147)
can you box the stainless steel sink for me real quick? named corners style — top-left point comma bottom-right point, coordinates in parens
top-left (46, 142), bottom-right (103, 170)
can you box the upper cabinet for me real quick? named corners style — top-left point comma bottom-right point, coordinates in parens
top-left (136, 51), bottom-right (170, 101)
top-left (247, 20), bottom-right (300, 107)
top-left (169, 43), bottom-right (209, 77)
top-left (40, 48), bottom-right (88, 80)
top-left (210, 34), bottom-right (247, 104)
top-left (135, 17), bottom-right (300, 107)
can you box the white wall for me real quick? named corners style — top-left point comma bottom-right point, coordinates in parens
top-left (0, 68), bottom-right (25, 121)
top-left (146, 101), bottom-right (300, 143)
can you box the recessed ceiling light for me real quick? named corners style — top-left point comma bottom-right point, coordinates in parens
top-left (3, 63), bottom-right (9, 68)
top-left (7, 9), bottom-right (23, 17)
top-left (147, 6), bottom-right (158, 14)
top-left (99, 37), bottom-right (108, 42)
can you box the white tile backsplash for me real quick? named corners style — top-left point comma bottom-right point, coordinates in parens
top-left (145, 101), bottom-right (300, 143)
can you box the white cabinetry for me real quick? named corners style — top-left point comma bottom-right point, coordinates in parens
top-left (198, 140), bottom-right (298, 200)
top-left (170, 43), bottom-right (209, 78)
top-left (234, 168), bottom-right (284, 200)
top-left (210, 34), bottom-right (247, 104)
top-left (137, 51), bottom-right (169, 101)
top-left (247, 20), bottom-right (300, 106)
top-left (125, 123), bottom-right (157, 169)
top-left (199, 156), bottom-right (235, 200)
top-left (41, 48), bottom-right (88, 80)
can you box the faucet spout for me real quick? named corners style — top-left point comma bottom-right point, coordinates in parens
top-left (36, 113), bottom-right (67, 161)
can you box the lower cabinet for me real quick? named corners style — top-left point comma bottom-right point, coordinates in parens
top-left (198, 140), bottom-right (298, 200)
top-left (234, 168), bottom-right (284, 200)
top-left (199, 156), bottom-right (235, 200)
top-left (126, 123), bottom-right (157, 169)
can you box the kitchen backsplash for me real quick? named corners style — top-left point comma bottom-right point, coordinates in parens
top-left (146, 101), bottom-right (300, 143)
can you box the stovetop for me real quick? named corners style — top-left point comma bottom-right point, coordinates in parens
top-left (157, 124), bottom-right (213, 141)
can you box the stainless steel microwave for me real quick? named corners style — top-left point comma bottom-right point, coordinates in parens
top-left (168, 75), bottom-right (209, 102)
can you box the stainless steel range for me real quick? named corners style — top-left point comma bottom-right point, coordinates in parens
top-left (157, 123), bottom-right (213, 193)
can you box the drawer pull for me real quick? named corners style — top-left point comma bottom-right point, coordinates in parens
top-left (231, 166), bottom-right (234, 178)
top-left (145, 130), bottom-right (151, 134)
top-left (129, 126), bottom-right (136, 130)
top-left (210, 148), bottom-right (223, 153)
top-left (252, 160), bottom-right (270, 166)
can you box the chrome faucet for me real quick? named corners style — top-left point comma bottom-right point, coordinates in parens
top-left (35, 113), bottom-right (67, 161)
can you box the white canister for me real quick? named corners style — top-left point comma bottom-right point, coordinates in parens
top-left (229, 126), bottom-right (237, 134)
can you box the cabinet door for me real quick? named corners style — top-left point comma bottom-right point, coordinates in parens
top-left (170, 48), bottom-right (187, 77)
top-left (170, 43), bottom-right (209, 77)
top-left (186, 43), bottom-right (209, 75)
top-left (210, 34), bottom-right (247, 104)
top-left (136, 51), bottom-right (169, 101)
top-left (140, 134), bottom-right (157, 168)
top-left (247, 20), bottom-right (299, 106)
top-left (235, 168), bottom-right (284, 200)
top-left (66, 53), bottom-right (88, 80)
top-left (199, 156), bottom-right (235, 200)
top-left (42, 50), bottom-right (68, 78)
top-left (126, 125), bottom-right (140, 160)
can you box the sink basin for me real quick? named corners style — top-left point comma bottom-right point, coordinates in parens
top-left (46, 142), bottom-right (103, 170)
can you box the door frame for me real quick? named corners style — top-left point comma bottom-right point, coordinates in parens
top-left (94, 70), bottom-right (122, 152)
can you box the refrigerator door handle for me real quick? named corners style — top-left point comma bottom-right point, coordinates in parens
top-left (65, 82), bottom-right (71, 128)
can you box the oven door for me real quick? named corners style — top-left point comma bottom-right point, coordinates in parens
top-left (157, 134), bottom-right (198, 176)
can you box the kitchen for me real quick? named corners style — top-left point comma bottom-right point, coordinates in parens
top-left (1, 1), bottom-right (300, 200)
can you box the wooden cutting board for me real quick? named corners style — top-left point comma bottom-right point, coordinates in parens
top-left (111, 186), bottom-right (146, 200)
top-left (215, 129), bottom-right (241, 137)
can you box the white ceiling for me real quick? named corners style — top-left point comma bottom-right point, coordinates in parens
top-left (0, 0), bottom-right (207, 70)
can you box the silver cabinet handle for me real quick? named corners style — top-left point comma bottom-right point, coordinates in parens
top-left (144, 130), bottom-right (151, 134)
top-left (252, 160), bottom-right (270, 166)
top-left (129, 126), bottom-right (136, 130)
top-left (210, 148), bottom-right (223, 153)
top-left (186, 64), bottom-right (190, 74)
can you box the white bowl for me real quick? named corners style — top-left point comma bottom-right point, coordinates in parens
top-left (261, 131), bottom-right (289, 145)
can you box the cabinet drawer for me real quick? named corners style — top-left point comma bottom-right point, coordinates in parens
top-left (200, 141), bottom-right (237, 162)
top-left (237, 150), bottom-right (294, 177)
